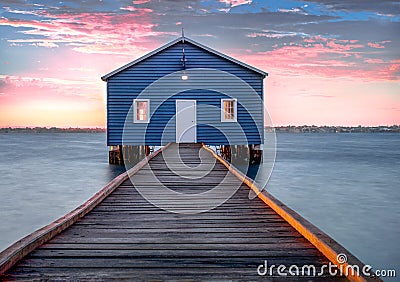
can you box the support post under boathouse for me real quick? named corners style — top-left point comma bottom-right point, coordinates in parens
top-left (101, 35), bottom-right (267, 165)
top-left (109, 145), bottom-right (154, 166)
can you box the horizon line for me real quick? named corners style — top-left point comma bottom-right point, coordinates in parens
top-left (1, 125), bottom-right (399, 130)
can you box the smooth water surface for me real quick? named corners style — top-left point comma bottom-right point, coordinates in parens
top-left (0, 132), bottom-right (398, 279)
top-left (264, 133), bottom-right (399, 278)
top-left (0, 133), bottom-right (125, 251)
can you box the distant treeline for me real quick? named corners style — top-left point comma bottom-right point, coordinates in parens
top-left (269, 125), bottom-right (400, 133)
top-left (1, 125), bottom-right (399, 133)
top-left (0, 127), bottom-right (106, 133)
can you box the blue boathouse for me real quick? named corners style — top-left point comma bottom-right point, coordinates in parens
top-left (101, 36), bottom-right (267, 164)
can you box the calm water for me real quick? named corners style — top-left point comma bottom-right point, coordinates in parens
top-left (0, 133), bottom-right (125, 252)
top-left (265, 133), bottom-right (399, 279)
top-left (0, 132), bottom-right (399, 279)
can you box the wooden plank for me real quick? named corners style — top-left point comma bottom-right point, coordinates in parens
top-left (15, 257), bottom-right (330, 268)
top-left (73, 220), bottom-right (291, 226)
top-left (3, 267), bottom-right (346, 281)
top-left (38, 242), bottom-right (317, 250)
top-left (84, 212), bottom-right (282, 217)
top-left (43, 236), bottom-right (309, 245)
top-left (29, 248), bottom-right (323, 258)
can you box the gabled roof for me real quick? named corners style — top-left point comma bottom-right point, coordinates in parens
top-left (101, 36), bottom-right (267, 81)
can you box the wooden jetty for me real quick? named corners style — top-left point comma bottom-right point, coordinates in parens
top-left (0, 143), bottom-right (379, 281)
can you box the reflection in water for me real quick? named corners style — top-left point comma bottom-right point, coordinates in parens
top-left (106, 164), bottom-right (126, 179)
top-left (245, 164), bottom-right (260, 180)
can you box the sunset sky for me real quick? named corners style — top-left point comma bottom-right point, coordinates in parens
top-left (0, 0), bottom-right (399, 127)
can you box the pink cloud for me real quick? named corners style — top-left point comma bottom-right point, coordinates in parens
top-left (193, 34), bottom-right (216, 38)
top-left (133, 0), bottom-right (151, 4)
top-left (30, 41), bottom-right (59, 48)
top-left (2, 9), bottom-right (398, 127)
top-left (0, 17), bottom-right (54, 30)
top-left (367, 41), bottom-right (390, 49)
top-left (368, 42), bottom-right (385, 49)
top-left (247, 31), bottom-right (298, 39)
top-left (0, 40), bottom-right (147, 127)
top-left (364, 58), bottom-right (385, 64)
top-left (120, 6), bottom-right (153, 13)
top-left (325, 39), bottom-right (363, 51)
top-left (219, 0), bottom-right (252, 7)
top-left (1, 9), bottom-right (175, 56)
top-left (236, 36), bottom-right (399, 81)
top-left (0, 5), bottom-right (182, 127)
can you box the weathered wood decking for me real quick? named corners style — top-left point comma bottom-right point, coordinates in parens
top-left (0, 143), bottom-right (378, 281)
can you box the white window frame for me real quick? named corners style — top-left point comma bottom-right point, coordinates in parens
top-left (133, 99), bottom-right (150, 123)
top-left (221, 98), bottom-right (237, 122)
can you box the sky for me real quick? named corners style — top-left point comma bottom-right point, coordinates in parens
top-left (0, 0), bottom-right (399, 127)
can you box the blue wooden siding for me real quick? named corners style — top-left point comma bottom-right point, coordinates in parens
top-left (107, 41), bottom-right (264, 146)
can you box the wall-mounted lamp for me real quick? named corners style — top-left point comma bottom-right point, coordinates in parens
top-left (181, 47), bottom-right (188, 80)
top-left (181, 70), bottom-right (188, 80)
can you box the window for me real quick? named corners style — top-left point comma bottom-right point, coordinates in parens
top-left (133, 99), bottom-right (149, 123)
top-left (221, 98), bottom-right (237, 122)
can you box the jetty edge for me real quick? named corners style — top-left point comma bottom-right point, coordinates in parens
top-left (0, 142), bottom-right (381, 281)
top-left (0, 143), bottom-right (171, 275)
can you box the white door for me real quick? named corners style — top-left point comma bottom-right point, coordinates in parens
top-left (176, 100), bottom-right (196, 143)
